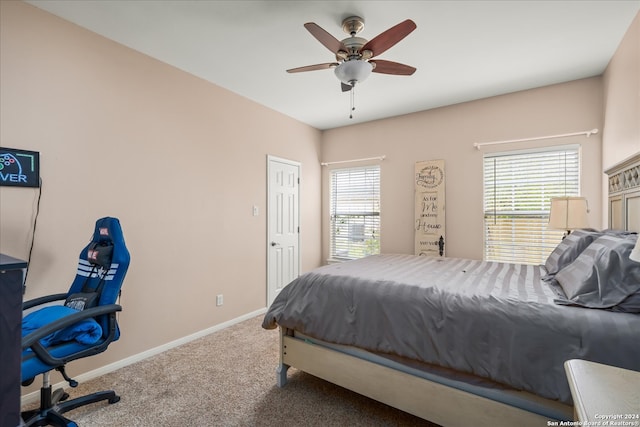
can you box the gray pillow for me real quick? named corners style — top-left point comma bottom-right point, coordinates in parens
top-left (554, 234), bottom-right (640, 309)
top-left (543, 229), bottom-right (602, 279)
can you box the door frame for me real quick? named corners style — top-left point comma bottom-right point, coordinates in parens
top-left (267, 155), bottom-right (301, 306)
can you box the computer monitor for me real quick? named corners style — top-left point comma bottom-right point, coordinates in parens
top-left (0, 147), bottom-right (40, 188)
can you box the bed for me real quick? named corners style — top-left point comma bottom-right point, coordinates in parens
top-left (262, 153), bottom-right (640, 427)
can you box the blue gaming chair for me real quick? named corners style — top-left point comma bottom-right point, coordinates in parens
top-left (21, 217), bottom-right (130, 427)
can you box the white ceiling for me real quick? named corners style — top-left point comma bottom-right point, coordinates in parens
top-left (26, 0), bottom-right (640, 130)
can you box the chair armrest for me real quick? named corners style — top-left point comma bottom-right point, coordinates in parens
top-left (23, 293), bottom-right (68, 310)
top-left (22, 304), bottom-right (122, 349)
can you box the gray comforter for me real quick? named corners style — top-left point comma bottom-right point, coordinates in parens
top-left (262, 254), bottom-right (640, 404)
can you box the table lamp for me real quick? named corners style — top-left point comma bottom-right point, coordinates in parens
top-left (548, 197), bottom-right (590, 237)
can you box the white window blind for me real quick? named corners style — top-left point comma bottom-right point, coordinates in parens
top-left (330, 166), bottom-right (380, 261)
top-left (483, 146), bottom-right (580, 264)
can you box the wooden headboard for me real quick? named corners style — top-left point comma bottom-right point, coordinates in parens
top-left (605, 153), bottom-right (640, 232)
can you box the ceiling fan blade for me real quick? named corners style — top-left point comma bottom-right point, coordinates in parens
top-left (286, 63), bottom-right (338, 73)
top-left (370, 59), bottom-right (416, 75)
top-left (304, 22), bottom-right (345, 54)
top-left (341, 82), bottom-right (353, 92)
top-left (361, 19), bottom-right (417, 58)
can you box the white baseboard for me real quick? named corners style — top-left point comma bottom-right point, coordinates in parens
top-left (21, 307), bottom-right (267, 406)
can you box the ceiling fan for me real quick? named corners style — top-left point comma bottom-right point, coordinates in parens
top-left (287, 16), bottom-right (417, 93)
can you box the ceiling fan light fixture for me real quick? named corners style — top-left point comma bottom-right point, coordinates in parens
top-left (334, 60), bottom-right (373, 85)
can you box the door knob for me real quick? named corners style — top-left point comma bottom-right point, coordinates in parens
top-left (271, 242), bottom-right (277, 246)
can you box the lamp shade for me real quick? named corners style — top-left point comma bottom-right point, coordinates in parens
top-left (630, 237), bottom-right (640, 262)
top-left (548, 197), bottom-right (590, 230)
top-left (334, 60), bottom-right (373, 85)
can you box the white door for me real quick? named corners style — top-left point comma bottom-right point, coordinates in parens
top-left (267, 156), bottom-right (300, 306)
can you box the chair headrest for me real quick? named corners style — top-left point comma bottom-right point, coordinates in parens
top-left (93, 217), bottom-right (116, 244)
top-left (92, 217), bottom-right (127, 245)
top-left (86, 217), bottom-right (128, 267)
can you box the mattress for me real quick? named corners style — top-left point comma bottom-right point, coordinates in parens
top-left (262, 254), bottom-right (640, 404)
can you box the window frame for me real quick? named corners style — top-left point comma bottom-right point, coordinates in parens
top-left (329, 165), bottom-right (381, 262)
top-left (482, 145), bottom-right (581, 265)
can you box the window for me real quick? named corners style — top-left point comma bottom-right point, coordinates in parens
top-left (483, 146), bottom-right (580, 264)
top-left (330, 166), bottom-right (380, 261)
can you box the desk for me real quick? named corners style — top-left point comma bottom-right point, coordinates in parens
top-left (0, 254), bottom-right (27, 427)
top-left (564, 359), bottom-right (640, 424)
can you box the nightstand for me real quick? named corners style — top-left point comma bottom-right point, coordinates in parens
top-left (564, 359), bottom-right (640, 423)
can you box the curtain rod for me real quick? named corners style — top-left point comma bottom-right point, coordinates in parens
top-left (321, 155), bottom-right (386, 166)
top-left (473, 128), bottom-right (598, 150)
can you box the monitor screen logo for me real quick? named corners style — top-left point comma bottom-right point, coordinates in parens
top-left (0, 147), bottom-right (40, 188)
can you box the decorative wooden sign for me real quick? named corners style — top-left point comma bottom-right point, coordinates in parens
top-left (415, 159), bottom-right (446, 256)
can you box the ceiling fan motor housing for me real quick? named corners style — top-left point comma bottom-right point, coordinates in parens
top-left (340, 36), bottom-right (367, 58)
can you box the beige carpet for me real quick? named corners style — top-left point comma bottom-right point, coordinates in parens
top-left (31, 315), bottom-right (437, 426)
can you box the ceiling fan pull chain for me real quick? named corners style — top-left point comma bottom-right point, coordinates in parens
top-left (349, 85), bottom-right (355, 119)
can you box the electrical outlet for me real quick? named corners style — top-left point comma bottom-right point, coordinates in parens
top-left (216, 294), bottom-right (223, 306)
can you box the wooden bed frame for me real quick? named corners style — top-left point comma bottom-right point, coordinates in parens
top-left (276, 328), bottom-right (572, 426)
top-left (605, 153), bottom-right (640, 232)
top-left (273, 152), bottom-right (640, 427)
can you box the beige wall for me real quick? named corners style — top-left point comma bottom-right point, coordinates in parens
top-left (602, 11), bottom-right (640, 169)
top-left (322, 78), bottom-right (604, 260)
top-left (1, 1), bottom-right (322, 390)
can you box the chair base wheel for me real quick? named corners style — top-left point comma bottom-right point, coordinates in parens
top-left (22, 386), bottom-right (121, 427)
